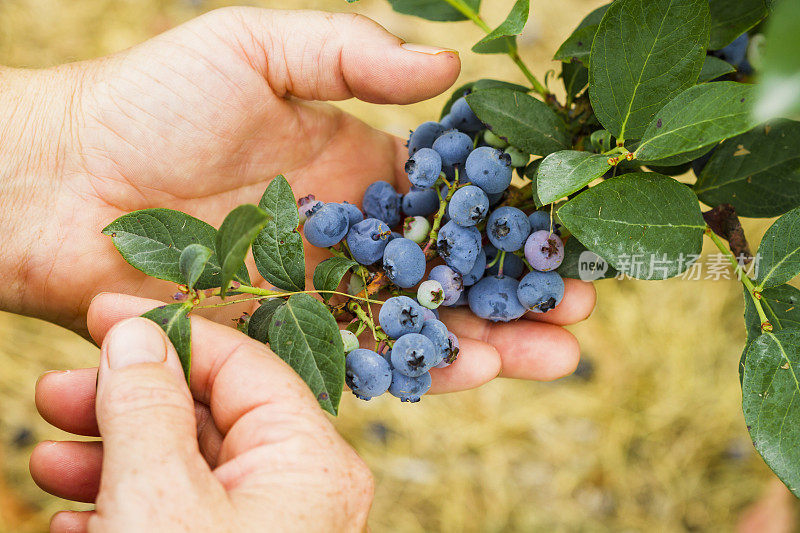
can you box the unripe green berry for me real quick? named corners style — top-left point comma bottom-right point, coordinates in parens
top-left (504, 146), bottom-right (529, 168)
top-left (340, 329), bottom-right (360, 353)
top-left (403, 216), bottom-right (431, 244)
top-left (748, 33), bottom-right (766, 71)
top-left (417, 280), bottom-right (444, 309)
top-left (483, 129), bottom-right (508, 149)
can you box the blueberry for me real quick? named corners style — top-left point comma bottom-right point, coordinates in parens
top-left (468, 275), bottom-right (527, 322)
top-left (346, 217), bottom-right (391, 265)
top-left (517, 270), bottom-right (565, 313)
top-left (432, 130), bottom-right (473, 177)
top-left (303, 203), bottom-right (349, 247)
top-left (483, 129), bottom-right (508, 149)
top-left (345, 349), bottom-right (392, 400)
top-left (406, 148), bottom-right (443, 188)
top-left (417, 280), bottom-right (444, 310)
top-left (388, 370), bottom-right (432, 402)
top-left (487, 190), bottom-right (505, 207)
top-left (339, 202), bottom-right (364, 226)
top-left (378, 296), bottom-right (424, 339)
top-left (462, 247), bottom-right (487, 286)
top-left (504, 146), bottom-right (529, 168)
top-left (465, 146), bottom-right (513, 194)
top-left (485, 243), bottom-right (525, 278)
top-left (487, 206), bottom-right (531, 252)
top-left (528, 210), bottom-right (558, 234)
top-left (383, 238), bottom-right (426, 288)
top-left (712, 33), bottom-right (749, 67)
top-left (524, 230), bottom-right (565, 271)
top-left (403, 216), bottom-right (431, 244)
top-left (297, 195), bottom-right (323, 223)
top-left (340, 330), bottom-right (360, 353)
top-left (402, 187), bottom-right (440, 217)
top-left (391, 333), bottom-right (438, 377)
top-left (449, 96), bottom-right (483, 132)
top-left (408, 121), bottom-right (446, 156)
top-left (439, 113), bottom-right (457, 130)
top-left (452, 290), bottom-right (469, 307)
top-left (435, 331), bottom-right (460, 367)
top-left (448, 185), bottom-right (489, 227)
top-left (363, 181), bottom-right (401, 227)
top-left (436, 220), bottom-right (481, 274)
top-left (428, 265), bottom-right (464, 306)
top-left (419, 319), bottom-right (452, 366)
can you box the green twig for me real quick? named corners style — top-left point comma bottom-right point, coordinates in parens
top-left (424, 168), bottom-right (461, 256)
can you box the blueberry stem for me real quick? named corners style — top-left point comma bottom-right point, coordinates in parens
top-left (498, 251), bottom-right (506, 276)
top-left (423, 167), bottom-right (461, 255)
top-left (512, 249), bottom-right (535, 271)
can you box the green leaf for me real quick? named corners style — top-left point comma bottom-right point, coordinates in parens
top-left (465, 88), bottom-right (571, 156)
top-left (755, 207), bottom-right (800, 289)
top-left (253, 175), bottom-right (306, 292)
top-left (387, 0), bottom-right (480, 22)
top-left (558, 173), bottom-right (706, 279)
top-left (578, 2), bottom-right (611, 28)
top-left (560, 61), bottom-right (589, 101)
top-left (313, 257), bottom-right (357, 302)
top-left (472, 0), bottom-right (527, 54)
top-left (635, 82), bottom-right (758, 165)
top-left (742, 328), bottom-right (800, 497)
top-left (268, 294), bottom-right (345, 415)
top-left (247, 298), bottom-right (284, 344)
top-left (536, 151), bottom-right (611, 204)
top-left (179, 244), bottom-right (213, 290)
top-left (708, 0), bottom-right (769, 50)
top-left (142, 303), bottom-right (192, 381)
top-left (216, 204), bottom-right (270, 297)
top-left (742, 284), bottom-right (800, 382)
top-left (523, 159), bottom-right (544, 208)
top-left (103, 208), bottom-right (249, 289)
top-left (754, 0), bottom-right (800, 122)
top-left (439, 79), bottom-right (529, 120)
top-left (554, 24), bottom-right (598, 64)
top-left (698, 55), bottom-right (736, 82)
top-left (589, 0), bottom-right (710, 140)
top-left (695, 121), bottom-right (800, 217)
top-left (557, 236), bottom-right (618, 280)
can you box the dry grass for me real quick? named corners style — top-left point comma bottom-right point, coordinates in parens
top-left (0, 0), bottom-right (789, 531)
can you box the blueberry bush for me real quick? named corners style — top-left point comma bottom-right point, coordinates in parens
top-left (103, 0), bottom-right (800, 496)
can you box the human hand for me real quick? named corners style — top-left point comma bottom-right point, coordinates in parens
top-left (31, 293), bottom-right (373, 532)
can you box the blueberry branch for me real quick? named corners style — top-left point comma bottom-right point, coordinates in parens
top-left (423, 168), bottom-right (461, 256)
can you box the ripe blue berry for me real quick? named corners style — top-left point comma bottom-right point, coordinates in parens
top-left (402, 187), bottom-right (440, 217)
top-left (383, 238), bottom-right (426, 288)
top-left (487, 206), bottom-right (531, 252)
top-left (339, 202), bottom-right (364, 226)
top-left (346, 217), bottom-right (391, 265)
top-left (378, 296), bottom-right (424, 339)
top-left (449, 96), bottom-right (483, 132)
top-left (448, 185), bottom-right (489, 227)
top-left (340, 330), bottom-right (360, 353)
top-left (391, 333), bottom-right (438, 377)
top-left (408, 121), bottom-right (446, 156)
top-left (437, 220), bottom-right (481, 274)
top-left (439, 113), bottom-right (457, 130)
top-left (420, 307), bottom-right (440, 323)
top-left (517, 270), bottom-right (565, 313)
top-left (406, 148), bottom-right (443, 188)
top-left (468, 275), bottom-right (527, 322)
top-left (303, 203), bottom-right (349, 247)
top-left (419, 319), bottom-right (451, 366)
top-left (417, 280), bottom-right (444, 310)
top-left (435, 331), bottom-right (460, 368)
top-left (485, 243), bottom-right (525, 278)
top-left (363, 181), bottom-right (401, 227)
top-left (713, 33), bottom-right (749, 67)
top-left (528, 210), bottom-right (555, 233)
top-left (403, 216), bottom-right (431, 244)
top-left (462, 248), bottom-right (487, 286)
top-left (346, 349), bottom-right (392, 400)
top-left (432, 130), bottom-right (473, 176)
top-left (524, 230), bottom-right (565, 271)
top-left (297, 195), bottom-right (322, 223)
top-left (428, 265), bottom-right (463, 306)
top-left (465, 146), bottom-right (513, 194)
top-left (388, 370), bottom-right (432, 402)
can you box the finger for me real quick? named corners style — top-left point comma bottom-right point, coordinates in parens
top-left (50, 510), bottom-right (93, 533)
top-left (524, 278), bottom-right (597, 325)
top-left (439, 308), bottom-right (581, 381)
top-left (428, 337), bottom-right (501, 393)
top-left (95, 317), bottom-right (211, 490)
top-left (36, 368), bottom-right (99, 437)
top-left (209, 8), bottom-right (460, 103)
top-left (30, 441), bottom-right (101, 503)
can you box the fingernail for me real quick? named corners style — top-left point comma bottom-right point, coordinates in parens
top-left (105, 318), bottom-right (167, 369)
top-left (401, 42), bottom-right (458, 56)
top-left (36, 370), bottom-right (67, 387)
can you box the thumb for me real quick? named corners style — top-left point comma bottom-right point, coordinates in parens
top-left (95, 317), bottom-right (205, 487)
top-left (201, 8), bottom-right (461, 104)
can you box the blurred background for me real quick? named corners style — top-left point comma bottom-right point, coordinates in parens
top-left (0, 0), bottom-right (795, 531)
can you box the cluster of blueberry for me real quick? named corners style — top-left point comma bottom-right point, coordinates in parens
top-left (299, 95), bottom-right (567, 402)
